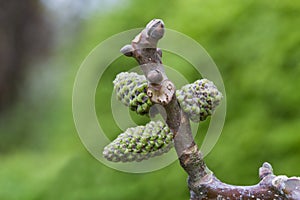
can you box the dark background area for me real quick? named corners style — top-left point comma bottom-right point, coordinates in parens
top-left (0, 0), bottom-right (299, 199)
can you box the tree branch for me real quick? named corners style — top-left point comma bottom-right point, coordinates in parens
top-left (120, 19), bottom-right (300, 200)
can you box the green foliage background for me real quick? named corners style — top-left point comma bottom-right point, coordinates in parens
top-left (1, 0), bottom-right (300, 199)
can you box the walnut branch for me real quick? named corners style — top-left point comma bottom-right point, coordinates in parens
top-left (120, 19), bottom-right (300, 200)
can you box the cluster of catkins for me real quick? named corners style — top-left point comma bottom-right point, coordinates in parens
top-left (103, 72), bottom-right (222, 162)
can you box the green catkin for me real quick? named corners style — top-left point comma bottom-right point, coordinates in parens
top-left (103, 121), bottom-right (173, 162)
top-left (176, 79), bottom-right (223, 122)
top-left (113, 72), bottom-right (153, 115)
top-left (109, 74), bottom-right (222, 162)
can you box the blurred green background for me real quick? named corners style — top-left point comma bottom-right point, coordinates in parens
top-left (1, 0), bottom-right (300, 199)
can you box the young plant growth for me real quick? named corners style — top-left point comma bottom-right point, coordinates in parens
top-left (103, 19), bottom-right (300, 200)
